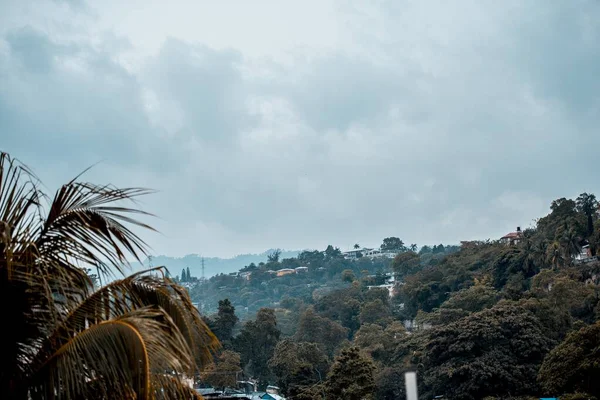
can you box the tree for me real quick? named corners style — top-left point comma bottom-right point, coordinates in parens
top-left (358, 299), bottom-right (392, 325)
top-left (353, 322), bottom-right (405, 363)
top-left (422, 284), bottom-right (500, 325)
top-left (538, 322), bottom-right (600, 398)
top-left (268, 249), bottom-right (281, 263)
top-left (560, 228), bottom-right (582, 263)
top-left (0, 152), bottom-right (218, 399)
top-left (314, 287), bottom-right (362, 334)
top-left (201, 350), bottom-right (242, 389)
top-left (419, 245), bottom-right (432, 254)
top-left (354, 243), bottom-right (360, 249)
top-left (432, 244), bottom-right (445, 254)
top-left (181, 267), bottom-right (187, 282)
top-left (234, 308), bottom-right (280, 384)
top-left (186, 266), bottom-right (192, 281)
top-left (576, 193), bottom-right (598, 239)
top-left (440, 284), bottom-right (499, 313)
top-left (341, 269), bottom-right (356, 283)
top-left (374, 366), bottom-right (407, 400)
top-left (380, 237), bottom-right (405, 252)
top-left (295, 308), bottom-right (348, 357)
top-left (268, 340), bottom-right (329, 396)
top-left (422, 301), bottom-right (554, 400)
top-left (391, 251), bottom-right (421, 278)
top-left (324, 245), bottom-right (342, 259)
top-left (325, 346), bottom-right (375, 400)
top-left (409, 243), bottom-right (418, 252)
top-left (213, 299), bottom-right (239, 344)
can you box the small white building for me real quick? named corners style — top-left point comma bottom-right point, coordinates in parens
top-left (574, 244), bottom-right (594, 264)
top-left (343, 248), bottom-right (373, 260)
top-left (366, 283), bottom-right (395, 298)
top-left (343, 247), bottom-right (398, 260)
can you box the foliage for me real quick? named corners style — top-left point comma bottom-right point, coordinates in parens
top-left (560, 393), bottom-right (598, 400)
top-left (0, 152), bottom-right (218, 399)
top-left (268, 340), bottom-right (329, 395)
top-left (210, 299), bottom-right (239, 346)
top-left (314, 286), bottom-right (362, 334)
top-left (233, 308), bottom-right (280, 385)
top-left (353, 322), bottom-right (405, 363)
top-left (373, 366), bottom-right (407, 400)
top-left (359, 299), bottom-right (392, 326)
top-left (391, 250), bottom-right (421, 278)
top-left (186, 191), bottom-right (600, 399)
top-left (294, 308), bottom-right (348, 357)
top-left (422, 302), bottom-right (554, 400)
top-left (325, 346), bottom-right (375, 400)
top-left (538, 322), bottom-right (600, 398)
top-left (341, 268), bottom-right (356, 282)
top-left (380, 237), bottom-right (406, 252)
top-left (201, 350), bottom-right (242, 389)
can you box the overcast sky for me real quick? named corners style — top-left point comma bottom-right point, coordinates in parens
top-left (1, 0), bottom-right (599, 258)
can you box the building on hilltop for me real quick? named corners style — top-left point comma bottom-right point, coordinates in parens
top-left (500, 226), bottom-right (523, 246)
top-left (240, 271), bottom-right (252, 281)
top-left (574, 243), bottom-right (595, 264)
top-left (275, 268), bottom-right (295, 277)
top-left (343, 247), bottom-right (398, 260)
top-left (342, 248), bottom-right (373, 260)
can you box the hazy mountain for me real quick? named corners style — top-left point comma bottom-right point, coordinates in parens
top-left (131, 249), bottom-right (302, 279)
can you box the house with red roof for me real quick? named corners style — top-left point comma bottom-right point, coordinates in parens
top-left (500, 227), bottom-right (523, 246)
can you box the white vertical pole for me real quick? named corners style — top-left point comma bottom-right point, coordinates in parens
top-left (405, 371), bottom-right (418, 400)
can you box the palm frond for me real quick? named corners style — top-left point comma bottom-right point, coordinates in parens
top-left (1, 151), bottom-right (218, 399)
top-left (31, 308), bottom-right (199, 400)
top-left (34, 268), bottom-right (219, 373)
top-left (36, 182), bottom-right (156, 278)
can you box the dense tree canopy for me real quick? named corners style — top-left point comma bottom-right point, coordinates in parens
top-left (234, 308), bottom-right (280, 384)
top-left (189, 191), bottom-right (600, 400)
top-left (422, 302), bottom-right (554, 400)
top-left (538, 322), bottom-right (600, 398)
top-left (325, 346), bottom-right (375, 400)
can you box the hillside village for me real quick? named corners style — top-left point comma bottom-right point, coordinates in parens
top-left (180, 194), bottom-right (600, 399)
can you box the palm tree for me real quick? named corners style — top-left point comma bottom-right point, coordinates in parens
top-left (560, 228), bottom-right (581, 264)
top-left (546, 241), bottom-right (565, 270)
top-left (0, 152), bottom-right (218, 399)
top-left (353, 243), bottom-right (360, 250)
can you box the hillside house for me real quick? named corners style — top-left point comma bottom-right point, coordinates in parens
top-left (343, 247), bottom-right (399, 260)
top-left (342, 248), bottom-right (373, 260)
top-left (240, 271), bottom-right (252, 280)
top-left (275, 269), bottom-right (295, 277)
top-left (500, 227), bottom-right (523, 245)
top-left (574, 244), bottom-right (597, 264)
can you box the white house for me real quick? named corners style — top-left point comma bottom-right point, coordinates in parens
top-left (343, 247), bottom-right (399, 260)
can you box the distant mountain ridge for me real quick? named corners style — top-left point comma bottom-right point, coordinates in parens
top-left (131, 249), bottom-right (302, 279)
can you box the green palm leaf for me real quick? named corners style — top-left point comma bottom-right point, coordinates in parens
top-left (0, 151), bottom-right (218, 399)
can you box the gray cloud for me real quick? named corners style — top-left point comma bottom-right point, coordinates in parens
top-left (1, 0), bottom-right (599, 257)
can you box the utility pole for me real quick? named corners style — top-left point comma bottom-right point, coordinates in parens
top-left (201, 256), bottom-right (205, 280)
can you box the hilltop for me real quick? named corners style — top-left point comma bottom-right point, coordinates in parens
top-left (130, 249), bottom-right (301, 279)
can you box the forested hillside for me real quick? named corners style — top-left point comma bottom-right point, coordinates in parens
top-left (196, 193), bottom-right (600, 400)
